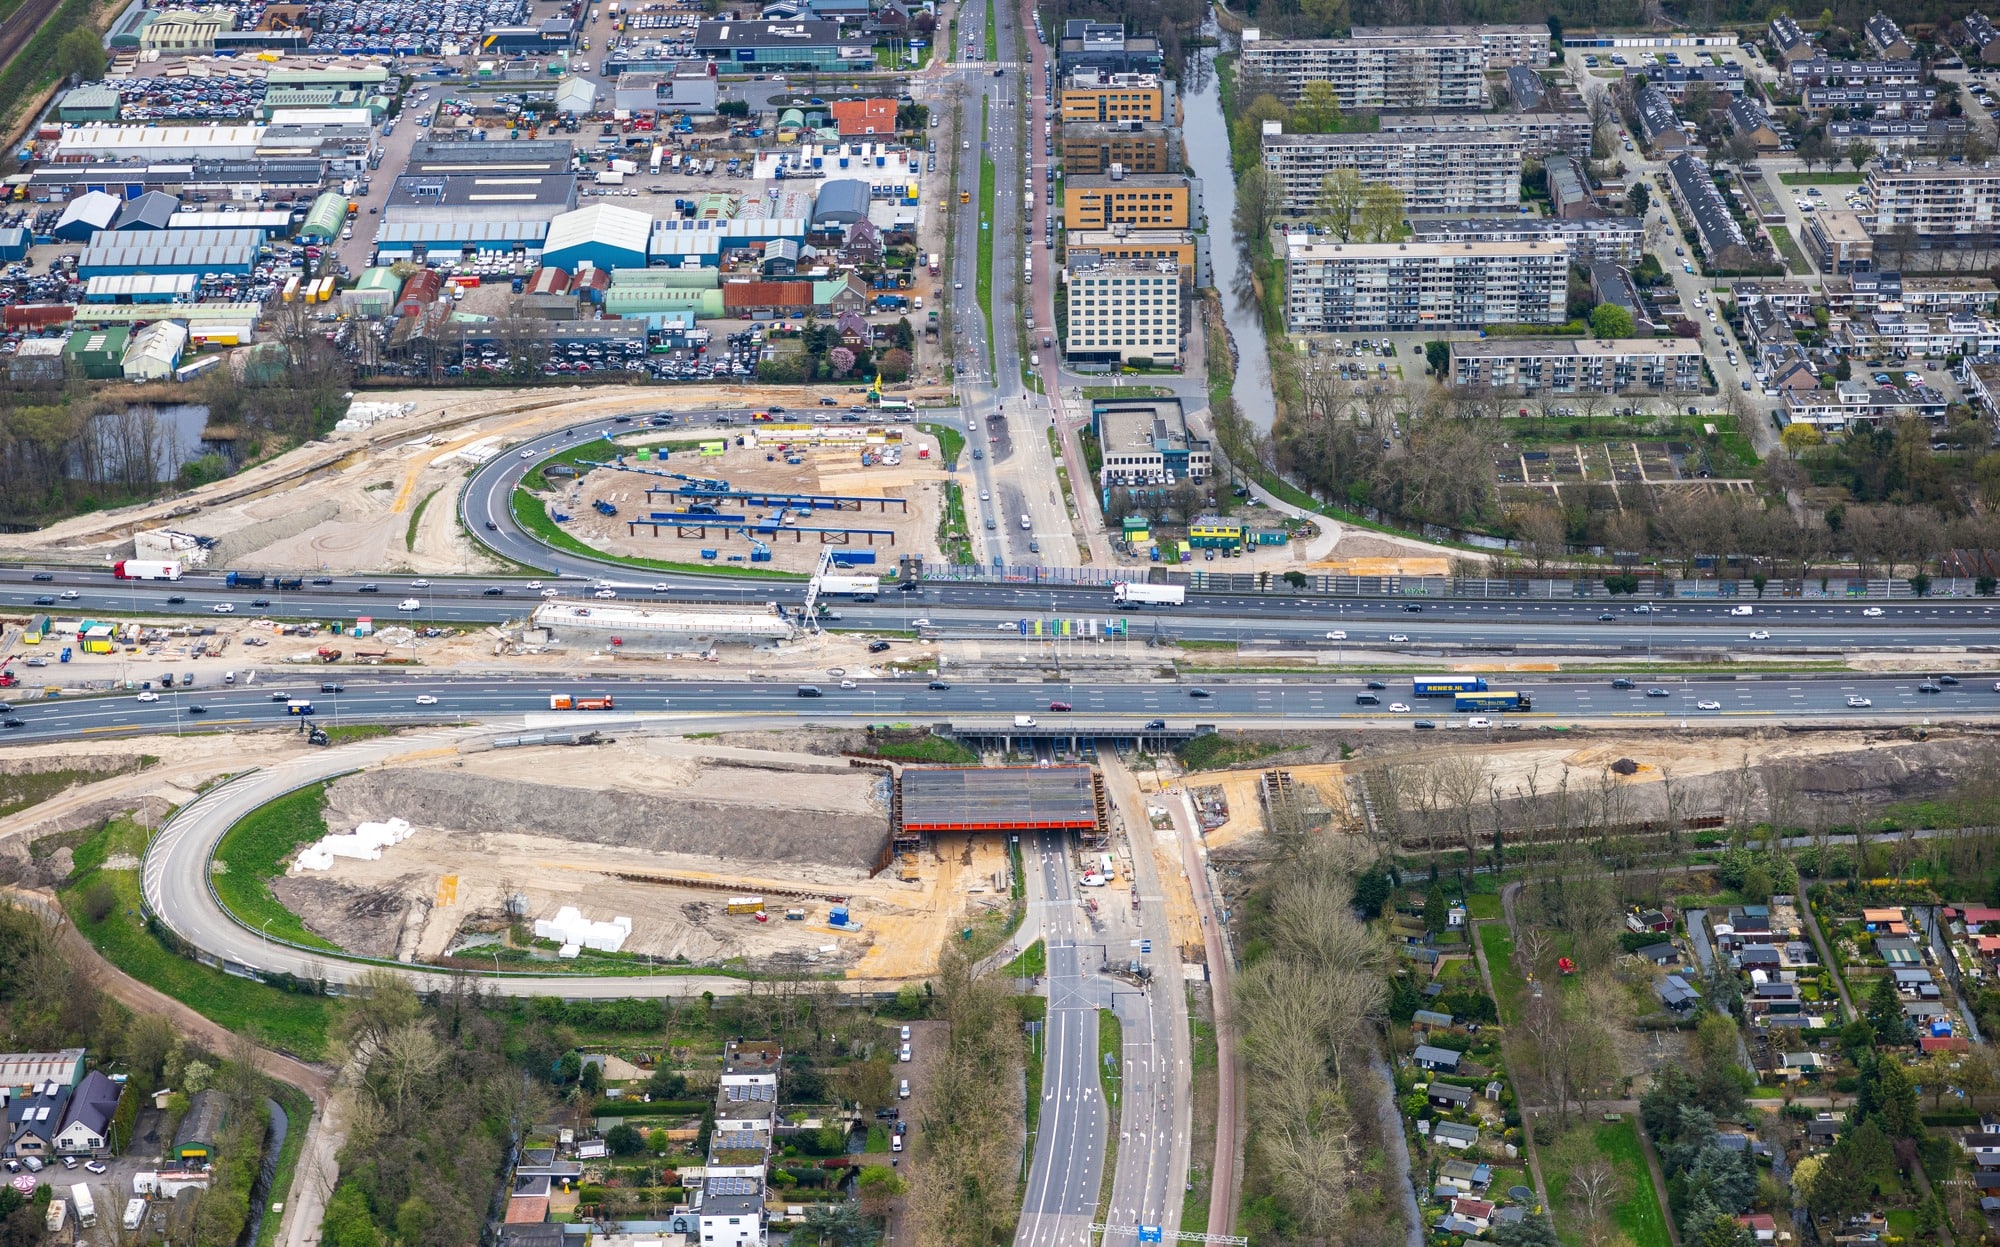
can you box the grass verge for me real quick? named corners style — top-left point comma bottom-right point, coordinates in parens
top-left (1003, 939), bottom-right (1046, 978)
top-left (212, 783), bottom-right (342, 952)
top-left (1778, 171), bottom-right (1864, 186)
top-left (870, 735), bottom-right (979, 763)
top-left (1177, 734), bottom-right (1291, 772)
top-left (512, 487), bottom-right (803, 579)
top-left (315, 724), bottom-right (398, 746)
top-left (977, 97), bottom-right (996, 364)
top-left (1016, 994), bottom-right (1047, 1180)
top-left (921, 421), bottom-right (965, 468)
top-left (1094, 1008), bottom-right (1123, 1227)
top-left (406, 487), bottom-right (440, 552)
top-left (255, 1081), bottom-right (316, 1247)
top-left (1478, 921), bottom-right (1526, 1026)
top-left (1767, 224), bottom-right (1811, 275)
top-left (62, 816), bottom-right (332, 1060)
top-left (1182, 988), bottom-right (1218, 1233)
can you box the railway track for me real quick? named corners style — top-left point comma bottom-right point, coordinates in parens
top-left (0, 0), bottom-right (64, 88)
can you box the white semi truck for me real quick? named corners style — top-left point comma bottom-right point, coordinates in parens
top-left (1112, 583), bottom-right (1185, 607)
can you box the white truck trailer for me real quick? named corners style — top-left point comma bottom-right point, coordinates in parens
top-left (1112, 583), bottom-right (1185, 607)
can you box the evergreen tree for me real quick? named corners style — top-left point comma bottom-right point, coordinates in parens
top-left (1867, 973), bottom-right (1909, 1046)
top-left (1424, 884), bottom-right (1448, 934)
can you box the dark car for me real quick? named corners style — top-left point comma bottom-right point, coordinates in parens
top-left (186, 705), bottom-right (207, 714)
top-left (31, 596), bottom-right (53, 606)
top-left (1938, 674), bottom-right (1961, 685)
top-left (1597, 613), bottom-right (1614, 622)
top-left (312, 577), bottom-right (333, 586)
top-left (868, 640), bottom-right (891, 653)
top-left (167, 595), bottom-right (186, 605)
top-left (1646, 687), bottom-right (1671, 697)
top-left (819, 396), bottom-right (840, 406)
top-left (0, 719), bottom-right (22, 729)
top-left (357, 583), bottom-right (379, 593)
top-left (485, 521), bottom-right (499, 531)
top-left (928, 681), bottom-right (951, 690)
top-left (1144, 718), bottom-right (1166, 729)
top-left (1366, 680), bottom-right (1387, 690)
top-left (251, 598), bottom-right (270, 607)
top-left (898, 580), bottom-right (921, 592)
top-left (1048, 701), bottom-right (1072, 711)
top-left (1611, 678), bottom-right (1636, 689)
top-left (1188, 688), bottom-right (1212, 698)
top-left (614, 415), bottom-right (631, 423)
top-left (1403, 603), bottom-right (1424, 612)
top-left (30, 573), bottom-right (52, 582)
top-left (271, 691), bottom-right (289, 701)
top-left (1918, 682), bottom-right (1944, 693)
top-left (483, 587), bottom-right (505, 596)
top-left (1413, 720), bottom-right (1437, 730)
top-left (321, 682), bottom-right (344, 693)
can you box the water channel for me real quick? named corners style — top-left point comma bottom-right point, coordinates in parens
top-left (1183, 17), bottom-right (1279, 435)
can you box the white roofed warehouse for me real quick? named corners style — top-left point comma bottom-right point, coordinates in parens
top-left (541, 204), bottom-right (652, 273)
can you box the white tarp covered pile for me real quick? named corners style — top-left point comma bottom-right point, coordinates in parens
top-left (292, 817), bottom-right (416, 871)
top-left (533, 906), bottom-right (632, 953)
top-left (335, 400), bottom-right (417, 432)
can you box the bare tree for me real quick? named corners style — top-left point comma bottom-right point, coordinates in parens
top-left (1570, 1157), bottom-right (1627, 1247)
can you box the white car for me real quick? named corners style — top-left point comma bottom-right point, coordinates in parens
top-left (542, 588), bottom-right (561, 598)
top-left (136, 691), bottom-right (159, 702)
top-left (1696, 700), bottom-right (1722, 710)
top-left (594, 589), bottom-right (617, 598)
top-left (415, 695), bottom-right (438, 705)
top-left (910, 618), bottom-right (931, 627)
top-left (899, 1043), bottom-right (912, 1062)
top-left (526, 581), bottom-right (543, 589)
top-left (519, 449), bottom-right (534, 458)
top-left (840, 679), bottom-right (857, 689)
top-left (652, 582), bottom-right (670, 591)
top-left (1748, 629), bottom-right (1770, 640)
top-left (1389, 702), bottom-right (1411, 713)
top-left (1862, 606), bottom-right (1885, 616)
top-left (398, 598), bottom-right (422, 611)
top-left (411, 579), bottom-right (430, 588)
top-left (1326, 630), bottom-right (1347, 640)
top-left (1847, 695), bottom-right (1873, 708)
top-left (1466, 716), bottom-right (1492, 729)
top-left (1387, 633), bottom-right (1409, 642)
top-left (212, 603), bottom-right (236, 613)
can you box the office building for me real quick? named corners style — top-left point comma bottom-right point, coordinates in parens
top-left (1088, 397), bottom-right (1210, 502)
top-left (1349, 22), bottom-right (1549, 67)
top-left (1061, 121), bottom-right (1176, 174)
top-left (1865, 161), bottom-right (2000, 245)
top-left (1448, 338), bottom-right (1706, 393)
top-left (1063, 253), bottom-right (1182, 367)
top-left (1379, 109), bottom-right (1592, 159)
top-left (1064, 228), bottom-right (1197, 283)
top-left (1236, 29), bottom-right (1485, 110)
top-left (1666, 152), bottom-right (1749, 259)
top-left (1282, 238), bottom-right (1568, 333)
top-left (1260, 126), bottom-right (1521, 216)
top-left (1409, 216), bottom-right (1645, 265)
top-left (1058, 70), bottom-right (1166, 123)
top-left (1063, 172), bottom-right (1191, 230)
top-left (1057, 20), bottom-right (1163, 75)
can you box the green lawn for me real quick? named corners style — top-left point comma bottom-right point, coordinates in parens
top-left (1478, 922), bottom-right (1527, 1025)
top-left (62, 818), bottom-right (332, 1059)
top-left (870, 735), bottom-right (978, 764)
top-left (1778, 172), bottom-right (1863, 186)
top-left (1767, 224), bottom-right (1811, 275)
top-left (1466, 894), bottom-right (1504, 921)
top-left (212, 783), bottom-right (342, 952)
top-left (920, 421), bottom-right (964, 469)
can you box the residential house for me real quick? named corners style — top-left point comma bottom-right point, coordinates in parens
top-left (1965, 13), bottom-right (2000, 64)
top-left (1440, 1160), bottom-right (1493, 1192)
top-left (1628, 908), bottom-right (1671, 934)
top-left (1806, 1117), bottom-right (1841, 1149)
top-left (1429, 1082), bottom-right (1475, 1111)
top-left (1657, 975), bottom-right (1702, 1012)
top-left (4, 1081), bottom-right (68, 1160)
top-left (1780, 1052), bottom-right (1830, 1078)
top-left (1954, 906), bottom-right (2000, 932)
top-left (506, 1174), bottom-right (551, 1225)
top-left (52, 1072), bottom-right (121, 1155)
top-left (1728, 99), bottom-right (1784, 153)
top-left (1893, 966), bottom-right (1942, 998)
top-left (1865, 13), bottom-right (1913, 59)
top-left (1634, 942), bottom-right (1681, 966)
top-left (1781, 382), bottom-right (1947, 431)
top-left (1452, 1198), bottom-right (1496, 1231)
top-left (1634, 83), bottom-right (1688, 152)
top-left (1414, 1045), bottom-right (1462, 1073)
top-left (1769, 15), bottom-right (1815, 64)
top-left (1738, 1214), bottom-right (1780, 1243)
top-left (1433, 1121), bottom-right (1480, 1151)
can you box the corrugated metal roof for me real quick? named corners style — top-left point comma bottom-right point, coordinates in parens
top-left (543, 203), bottom-right (653, 260)
top-left (376, 220), bottom-right (550, 243)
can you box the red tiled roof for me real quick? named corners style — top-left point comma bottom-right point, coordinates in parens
top-left (829, 98), bottom-right (898, 136)
top-left (504, 1197), bottom-right (549, 1224)
top-left (1922, 1035), bottom-right (1971, 1052)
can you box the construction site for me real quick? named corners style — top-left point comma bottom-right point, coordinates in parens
top-left (541, 426), bottom-right (949, 576)
top-left (261, 737), bottom-right (1073, 980)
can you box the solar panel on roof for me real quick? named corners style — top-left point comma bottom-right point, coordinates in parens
top-left (706, 1177), bottom-right (760, 1196)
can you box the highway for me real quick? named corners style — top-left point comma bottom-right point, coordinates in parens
top-left (8, 673), bottom-right (2000, 742)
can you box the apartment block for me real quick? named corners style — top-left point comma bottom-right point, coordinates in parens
top-left (1065, 228), bottom-right (1197, 284)
top-left (1800, 84), bottom-right (1936, 117)
top-left (1236, 29), bottom-right (1485, 110)
top-left (1379, 109), bottom-right (1593, 159)
top-left (1807, 209), bottom-right (1876, 272)
top-left (1448, 338), bottom-right (1706, 394)
top-left (1865, 162), bottom-right (2000, 244)
top-left (1057, 19), bottom-right (1163, 75)
top-left (1061, 121), bottom-right (1176, 175)
top-left (1826, 271), bottom-right (2000, 316)
top-left (1063, 171), bottom-right (1191, 230)
top-left (1282, 238), bottom-right (1567, 333)
top-left (1786, 57), bottom-right (1922, 87)
top-left (1782, 379), bottom-right (1946, 429)
top-left (1058, 70), bottom-right (1166, 123)
top-left (1828, 117), bottom-right (1969, 158)
top-left (1349, 22), bottom-right (1549, 67)
top-left (1841, 311), bottom-right (2000, 356)
top-left (1409, 216), bottom-right (1646, 265)
top-left (1260, 125), bottom-right (1522, 216)
top-left (1063, 253), bottom-right (1183, 367)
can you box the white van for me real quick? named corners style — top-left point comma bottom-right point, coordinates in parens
top-left (1729, 605), bottom-right (1754, 616)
